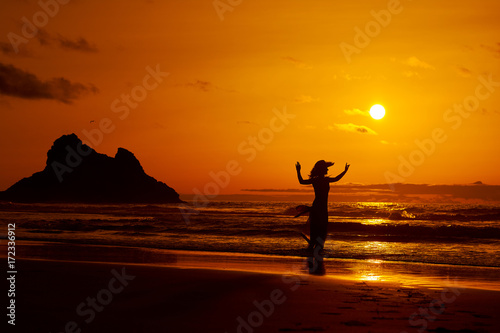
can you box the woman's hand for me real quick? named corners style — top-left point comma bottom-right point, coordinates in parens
top-left (344, 163), bottom-right (350, 171)
top-left (295, 162), bottom-right (301, 172)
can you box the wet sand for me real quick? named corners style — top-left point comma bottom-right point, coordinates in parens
top-left (4, 241), bottom-right (500, 332)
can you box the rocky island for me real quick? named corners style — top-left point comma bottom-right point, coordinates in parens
top-left (0, 134), bottom-right (182, 203)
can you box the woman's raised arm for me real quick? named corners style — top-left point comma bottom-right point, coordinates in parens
top-left (328, 163), bottom-right (350, 183)
top-left (296, 162), bottom-right (312, 185)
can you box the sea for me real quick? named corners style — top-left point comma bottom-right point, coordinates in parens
top-left (1, 200), bottom-right (500, 268)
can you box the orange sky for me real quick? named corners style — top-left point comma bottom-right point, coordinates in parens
top-left (1, 0), bottom-right (499, 198)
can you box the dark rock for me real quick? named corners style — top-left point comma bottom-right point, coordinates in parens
top-left (0, 134), bottom-right (182, 203)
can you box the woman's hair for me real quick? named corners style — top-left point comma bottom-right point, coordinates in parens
top-left (309, 160), bottom-right (332, 178)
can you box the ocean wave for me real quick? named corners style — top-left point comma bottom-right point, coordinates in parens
top-left (328, 222), bottom-right (500, 240)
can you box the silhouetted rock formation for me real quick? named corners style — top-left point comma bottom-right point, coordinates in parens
top-left (0, 134), bottom-right (182, 203)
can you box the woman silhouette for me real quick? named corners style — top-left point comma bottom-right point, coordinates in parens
top-left (296, 160), bottom-right (350, 251)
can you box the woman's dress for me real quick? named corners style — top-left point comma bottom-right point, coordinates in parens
top-left (309, 178), bottom-right (330, 248)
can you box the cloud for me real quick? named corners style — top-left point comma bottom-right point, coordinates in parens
top-left (241, 183), bottom-right (500, 203)
top-left (380, 140), bottom-right (397, 145)
top-left (186, 80), bottom-right (214, 92)
top-left (344, 108), bottom-right (370, 117)
top-left (38, 30), bottom-right (98, 53)
top-left (331, 123), bottom-right (377, 135)
top-left (0, 62), bottom-right (98, 103)
top-left (480, 43), bottom-right (500, 58)
top-left (398, 57), bottom-right (435, 78)
top-left (0, 41), bottom-right (32, 57)
top-left (1, 30), bottom-right (98, 55)
top-left (1, 41), bottom-right (18, 55)
top-left (282, 56), bottom-right (312, 69)
top-left (56, 36), bottom-right (98, 53)
top-left (404, 56), bottom-right (435, 70)
top-left (455, 65), bottom-right (472, 78)
top-left (294, 95), bottom-right (319, 103)
top-left (402, 71), bottom-right (422, 78)
top-left (184, 80), bottom-right (235, 93)
top-left (36, 29), bottom-right (53, 47)
top-left (242, 188), bottom-right (313, 193)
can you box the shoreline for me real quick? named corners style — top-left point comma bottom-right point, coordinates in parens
top-left (9, 256), bottom-right (500, 332)
top-left (4, 240), bottom-right (500, 291)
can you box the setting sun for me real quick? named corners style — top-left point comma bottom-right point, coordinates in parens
top-left (369, 104), bottom-right (386, 120)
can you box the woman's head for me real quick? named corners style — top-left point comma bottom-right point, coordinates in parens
top-left (309, 160), bottom-right (334, 178)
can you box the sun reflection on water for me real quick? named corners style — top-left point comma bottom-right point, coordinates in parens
top-left (360, 274), bottom-right (382, 281)
top-left (362, 219), bottom-right (386, 225)
top-left (363, 241), bottom-right (389, 251)
top-left (367, 259), bottom-right (383, 264)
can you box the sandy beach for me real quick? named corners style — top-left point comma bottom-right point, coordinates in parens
top-left (4, 241), bottom-right (500, 333)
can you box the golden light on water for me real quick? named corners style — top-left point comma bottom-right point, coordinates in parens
top-left (362, 219), bottom-right (386, 225)
top-left (361, 274), bottom-right (382, 281)
top-left (364, 241), bottom-right (388, 251)
top-left (367, 259), bottom-right (383, 264)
